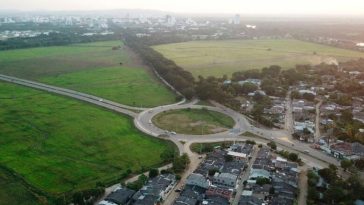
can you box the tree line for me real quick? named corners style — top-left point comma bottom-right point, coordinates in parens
top-left (0, 32), bottom-right (120, 50)
top-left (122, 30), bottom-right (195, 99)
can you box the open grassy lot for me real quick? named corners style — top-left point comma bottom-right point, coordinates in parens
top-left (0, 82), bottom-right (176, 200)
top-left (152, 108), bottom-right (235, 135)
top-left (41, 66), bottom-right (176, 108)
top-left (0, 167), bottom-right (39, 205)
top-left (153, 39), bottom-right (364, 77)
top-left (0, 41), bottom-right (176, 107)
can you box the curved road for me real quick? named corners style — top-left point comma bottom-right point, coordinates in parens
top-left (0, 74), bottom-right (339, 168)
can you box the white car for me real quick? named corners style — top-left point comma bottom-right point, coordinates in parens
top-left (98, 99), bottom-right (103, 102)
top-left (170, 131), bottom-right (177, 135)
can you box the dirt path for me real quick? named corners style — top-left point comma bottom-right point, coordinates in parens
top-left (298, 167), bottom-right (308, 205)
top-left (162, 141), bottom-right (203, 205)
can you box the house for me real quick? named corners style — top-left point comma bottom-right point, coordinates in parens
top-left (238, 195), bottom-right (263, 205)
top-left (238, 79), bottom-right (261, 87)
top-left (248, 169), bottom-right (271, 184)
top-left (174, 196), bottom-right (198, 205)
top-left (354, 112), bottom-right (364, 123)
top-left (173, 185), bottom-right (205, 205)
top-left (205, 186), bottom-right (233, 200)
top-left (102, 187), bottom-right (135, 205)
top-left (330, 142), bottom-right (353, 159)
top-left (186, 173), bottom-right (210, 189)
top-left (132, 174), bottom-right (176, 204)
top-left (203, 196), bottom-right (230, 205)
top-left (299, 89), bottom-right (316, 96)
top-left (352, 142), bottom-right (364, 158)
top-left (212, 172), bottom-right (237, 188)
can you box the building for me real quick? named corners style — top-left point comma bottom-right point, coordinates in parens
top-left (132, 174), bottom-right (176, 204)
top-left (101, 187), bottom-right (135, 205)
top-left (233, 14), bottom-right (241, 25)
top-left (205, 186), bottom-right (233, 200)
top-left (186, 173), bottom-right (210, 189)
top-left (212, 172), bottom-right (237, 188)
top-left (248, 169), bottom-right (271, 184)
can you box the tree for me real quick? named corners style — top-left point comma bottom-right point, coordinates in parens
top-left (160, 149), bottom-right (175, 162)
top-left (291, 90), bottom-right (300, 99)
top-left (208, 168), bottom-right (219, 176)
top-left (256, 177), bottom-right (270, 186)
top-left (288, 153), bottom-right (299, 162)
top-left (241, 82), bottom-right (258, 94)
top-left (173, 153), bottom-right (190, 173)
top-left (354, 159), bottom-right (364, 170)
top-left (302, 93), bottom-right (315, 101)
top-left (318, 167), bottom-right (337, 184)
top-left (340, 159), bottom-right (352, 171)
top-left (267, 141), bottom-right (277, 150)
top-left (149, 168), bottom-right (159, 178)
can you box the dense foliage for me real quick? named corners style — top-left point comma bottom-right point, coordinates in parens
top-left (0, 32), bottom-right (120, 50)
top-left (122, 31), bottom-right (195, 99)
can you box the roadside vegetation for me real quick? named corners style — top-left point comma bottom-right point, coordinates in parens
top-left (152, 108), bottom-right (235, 135)
top-left (0, 82), bottom-right (176, 204)
top-left (0, 40), bottom-right (177, 107)
top-left (307, 165), bottom-right (364, 205)
top-left (190, 140), bottom-right (256, 154)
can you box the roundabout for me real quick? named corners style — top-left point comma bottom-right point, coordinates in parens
top-left (152, 108), bottom-right (235, 135)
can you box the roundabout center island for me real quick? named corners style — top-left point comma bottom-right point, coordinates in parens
top-left (152, 108), bottom-right (235, 135)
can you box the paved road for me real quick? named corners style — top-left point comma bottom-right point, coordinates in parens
top-left (232, 146), bottom-right (259, 205)
top-left (0, 74), bottom-right (140, 117)
top-left (285, 90), bottom-right (294, 134)
top-left (315, 99), bottom-right (323, 142)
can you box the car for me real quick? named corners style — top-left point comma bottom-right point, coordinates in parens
top-left (170, 131), bottom-right (177, 135)
top-left (198, 156), bottom-right (203, 159)
top-left (175, 189), bottom-right (181, 192)
top-left (98, 99), bottom-right (103, 102)
top-left (304, 150), bottom-right (309, 154)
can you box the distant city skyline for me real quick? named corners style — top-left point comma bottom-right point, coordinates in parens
top-left (1, 0), bottom-right (364, 16)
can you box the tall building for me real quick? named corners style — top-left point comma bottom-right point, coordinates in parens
top-left (165, 15), bottom-right (176, 26)
top-left (233, 14), bottom-right (241, 25)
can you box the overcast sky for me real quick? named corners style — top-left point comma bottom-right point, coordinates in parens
top-left (1, 0), bottom-right (364, 15)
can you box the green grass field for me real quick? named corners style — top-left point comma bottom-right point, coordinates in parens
top-left (152, 108), bottom-right (235, 135)
top-left (41, 66), bottom-right (176, 108)
top-left (153, 39), bottom-right (364, 77)
top-left (0, 81), bottom-right (176, 202)
top-left (0, 167), bottom-right (39, 205)
top-left (0, 41), bottom-right (176, 107)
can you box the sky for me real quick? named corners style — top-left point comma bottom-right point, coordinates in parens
top-left (1, 0), bottom-right (364, 16)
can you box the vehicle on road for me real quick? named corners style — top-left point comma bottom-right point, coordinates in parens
top-left (98, 99), bottom-right (103, 102)
top-left (170, 131), bottom-right (177, 135)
